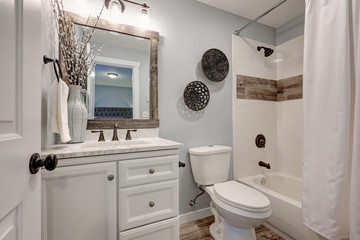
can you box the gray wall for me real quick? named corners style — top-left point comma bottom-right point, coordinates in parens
top-left (276, 14), bottom-right (305, 45)
top-left (95, 85), bottom-right (132, 108)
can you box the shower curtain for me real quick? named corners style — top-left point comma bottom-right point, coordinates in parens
top-left (303, 0), bottom-right (360, 239)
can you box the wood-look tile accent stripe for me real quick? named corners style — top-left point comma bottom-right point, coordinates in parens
top-left (237, 75), bottom-right (277, 101)
top-left (236, 74), bottom-right (303, 101)
top-left (277, 75), bottom-right (303, 101)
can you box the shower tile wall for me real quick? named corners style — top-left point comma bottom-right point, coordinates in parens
top-left (276, 35), bottom-right (304, 178)
top-left (232, 36), bottom-right (278, 179)
top-left (232, 35), bottom-right (304, 179)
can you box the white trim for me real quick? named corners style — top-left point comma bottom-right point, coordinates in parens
top-left (179, 207), bottom-right (213, 225)
top-left (131, 66), bottom-right (140, 119)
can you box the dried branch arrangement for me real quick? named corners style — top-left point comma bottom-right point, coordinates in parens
top-left (52, 0), bottom-right (104, 86)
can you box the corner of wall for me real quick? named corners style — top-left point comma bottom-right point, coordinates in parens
top-left (41, 0), bottom-right (58, 148)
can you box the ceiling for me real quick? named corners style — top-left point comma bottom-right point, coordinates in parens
top-left (198, 0), bottom-right (305, 28)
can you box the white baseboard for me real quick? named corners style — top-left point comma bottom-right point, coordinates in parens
top-left (179, 208), bottom-right (213, 225)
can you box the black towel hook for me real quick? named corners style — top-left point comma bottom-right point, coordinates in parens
top-left (43, 55), bottom-right (63, 82)
top-left (52, 61), bottom-right (60, 82)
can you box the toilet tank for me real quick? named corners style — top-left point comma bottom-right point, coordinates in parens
top-left (189, 145), bottom-right (232, 186)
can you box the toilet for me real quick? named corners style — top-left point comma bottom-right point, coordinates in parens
top-left (189, 145), bottom-right (271, 240)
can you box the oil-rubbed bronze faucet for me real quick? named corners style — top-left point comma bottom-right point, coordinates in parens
top-left (125, 129), bottom-right (137, 140)
top-left (91, 130), bottom-right (105, 142)
top-left (259, 161), bottom-right (271, 169)
top-left (112, 123), bottom-right (119, 141)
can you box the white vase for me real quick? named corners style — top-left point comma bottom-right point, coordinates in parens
top-left (67, 85), bottom-right (88, 143)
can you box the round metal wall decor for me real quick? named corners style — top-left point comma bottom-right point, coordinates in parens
top-left (201, 48), bottom-right (229, 82)
top-left (183, 81), bottom-right (210, 111)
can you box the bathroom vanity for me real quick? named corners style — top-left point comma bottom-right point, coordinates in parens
top-left (41, 138), bottom-right (182, 240)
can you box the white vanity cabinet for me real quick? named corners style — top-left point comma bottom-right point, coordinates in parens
top-left (41, 144), bottom-right (181, 240)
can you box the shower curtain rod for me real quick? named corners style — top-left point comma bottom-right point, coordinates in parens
top-left (234, 0), bottom-right (287, 36)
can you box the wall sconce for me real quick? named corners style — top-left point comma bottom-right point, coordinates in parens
top-left (105, 0), bottom-right (150, 15)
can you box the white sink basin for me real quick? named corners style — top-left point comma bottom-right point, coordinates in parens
top-left (80, 140), bottom-right (151, 149)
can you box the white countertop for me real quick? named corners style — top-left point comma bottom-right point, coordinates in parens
top-left (41, 138), bottom-right (182, 159)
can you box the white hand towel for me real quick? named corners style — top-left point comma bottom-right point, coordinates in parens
top-left (49, 79), bottom-right (71, 142)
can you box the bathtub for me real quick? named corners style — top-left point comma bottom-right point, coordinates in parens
top-left (238, 173), bottom-right (319, 240)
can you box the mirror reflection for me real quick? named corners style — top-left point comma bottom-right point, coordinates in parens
top-left (76, 25), bottom-right (151, 120)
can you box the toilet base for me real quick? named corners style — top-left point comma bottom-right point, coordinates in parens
top-left (209, 223), bottom-right (222, 240)
top-left (209, 201), bottom-right (257, 240)
top-left (223, 222), bottom-right (256, 240)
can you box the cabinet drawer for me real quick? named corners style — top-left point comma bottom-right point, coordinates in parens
top-left (119, 180), bottom-right (179, 231)
top-left (118, 155), bottom-right (178, 187)
top-left (119, 217), bottom-right (179, 240)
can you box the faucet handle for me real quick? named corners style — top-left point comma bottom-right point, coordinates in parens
top-left (112, 123), bottom-right (119, 141)
top-left (125, 129), bottom-right (137, 140)
top-left (91, 130), bottom-right (105, 142)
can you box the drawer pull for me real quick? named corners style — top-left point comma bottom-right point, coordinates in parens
top-left (149, 168), bottom-right (155, 174)
top-left (149, 201), bottom-right (155, 208)
top-left (108, 175), bottom-right (115, 181)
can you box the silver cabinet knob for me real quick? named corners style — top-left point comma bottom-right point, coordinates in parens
top-left (149, 201), bottom-right (155, 208)
top-left (149, 168), bottom-right (155, 174)
top-left (108, 175), bottom-right (114, 181)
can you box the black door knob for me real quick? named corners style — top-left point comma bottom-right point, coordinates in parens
top-left (29, 153), bottom-right (58, 174)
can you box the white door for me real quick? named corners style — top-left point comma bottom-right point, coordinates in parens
top-left (0, 0), bottom-right (42, 239)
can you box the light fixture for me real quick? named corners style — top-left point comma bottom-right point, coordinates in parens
top-left (107, 73), bottom-right (118, 78)
top-left (105, 0), bottom-right (150, 15)
top-left (141, 4), bottom-right (149, 16)
top-left (107, 0), bottom-right (125, 13)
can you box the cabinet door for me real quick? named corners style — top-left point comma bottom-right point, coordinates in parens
top-left (42, 162), bottom-right (116, 240)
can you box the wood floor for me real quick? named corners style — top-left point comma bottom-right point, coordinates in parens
top-left (180, 216), bottom-right (284, 240)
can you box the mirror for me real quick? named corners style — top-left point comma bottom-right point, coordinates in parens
top-left (67, 12), bottom-right (159, 129)
top-left (78, 26), bottom-right (151, 120)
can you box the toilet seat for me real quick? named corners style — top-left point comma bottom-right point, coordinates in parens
top-left (213, 181), bottom-right (270, 213)
top-left (205, 183), bottom-right (271, 222)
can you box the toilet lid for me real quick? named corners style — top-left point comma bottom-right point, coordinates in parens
top-left (213, 181), bottom-right (270, 212)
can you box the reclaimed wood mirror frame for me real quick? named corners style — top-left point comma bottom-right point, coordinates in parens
top-left (67, 12), bottom-right (159, 129)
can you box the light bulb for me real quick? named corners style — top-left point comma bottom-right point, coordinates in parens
top-left (141, 7), bottom-right (148, 16)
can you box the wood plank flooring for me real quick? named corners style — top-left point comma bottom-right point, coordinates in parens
top-left (180, 216), bottom-right (284, 240)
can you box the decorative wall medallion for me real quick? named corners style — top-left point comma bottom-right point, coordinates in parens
top-left (183, 81), bottom-right (210, 111)
top-left (201, 48), bottom-right (229, 82)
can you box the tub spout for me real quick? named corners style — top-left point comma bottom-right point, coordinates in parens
top-left (259, 161), bottom-right (271, 169)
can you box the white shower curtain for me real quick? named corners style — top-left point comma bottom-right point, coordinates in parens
top-left (303, 0), bottom-right (360, 239)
